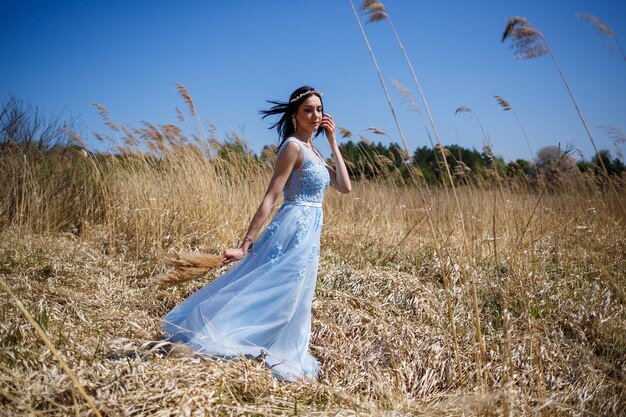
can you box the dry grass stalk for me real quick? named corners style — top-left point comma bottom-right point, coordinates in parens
top-left (359, 0), bottom-right (468, 213)
top-left (348, 0), bottom-right (412, 163)
top-left (154, 252), bottom-right (224, 287)
top-left (357, 0), bottom-right (475, 382)
top-left (0, 276), bottom-right (103, 417)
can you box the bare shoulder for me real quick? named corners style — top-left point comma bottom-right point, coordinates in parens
top-left (282, 140), bottom-right (301, 154)
top-left (277, 141), bottom-right (301, 163)
top-left (272, 140), bottom-right (301, 175)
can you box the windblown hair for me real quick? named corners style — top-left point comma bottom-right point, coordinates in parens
top-left (259, 86), bottom-right (324, 150)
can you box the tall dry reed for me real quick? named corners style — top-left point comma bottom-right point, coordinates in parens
top-left (502, 16), bottom-right (626, 217)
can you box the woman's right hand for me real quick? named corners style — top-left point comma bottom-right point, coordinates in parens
top-left (222, 248), bottom-right (246, 265)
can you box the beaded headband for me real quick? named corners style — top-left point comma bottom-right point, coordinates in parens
top-left (289, 89), bottom-right (323, 103)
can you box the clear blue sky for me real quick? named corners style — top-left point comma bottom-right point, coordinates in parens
top-left (1, 0), bottom-right (625, 162)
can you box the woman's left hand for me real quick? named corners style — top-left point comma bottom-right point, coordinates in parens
top-left (319, 112), bottom-right (352, 193)
top-left (222, 248), bottom-right (246, 265)
top-left (321, 113), bottom-right (336, 143)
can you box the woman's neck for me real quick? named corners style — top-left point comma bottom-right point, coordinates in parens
top-left (292, 131), bottom-right (313, 144)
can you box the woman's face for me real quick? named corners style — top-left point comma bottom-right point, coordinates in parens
top-left (294, 95), bottom-right (322, 133)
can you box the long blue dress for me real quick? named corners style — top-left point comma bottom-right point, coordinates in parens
top-left (162, 137), bottom-right (331, 381)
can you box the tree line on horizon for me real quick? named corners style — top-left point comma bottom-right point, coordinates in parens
top-left (257, 139), bottom-right (625, 185)
top-left (1, 93), bottom-right (624, 188)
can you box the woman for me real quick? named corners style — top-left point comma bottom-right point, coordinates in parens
top-left (163, 86), bottom-right (351, 381)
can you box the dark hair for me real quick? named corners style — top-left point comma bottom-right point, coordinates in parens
top-left (259, 86), bottom-right (324, 150)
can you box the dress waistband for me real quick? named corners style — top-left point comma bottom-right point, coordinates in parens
top-left (283, 200), bottom-right (322, 208)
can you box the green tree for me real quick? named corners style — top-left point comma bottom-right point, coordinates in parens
top-left (591, 149), bottom-right (625, 176)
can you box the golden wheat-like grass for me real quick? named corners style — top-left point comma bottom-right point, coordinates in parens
top-left (1, 177), bottom-right (625, 415)
top-left (154, 252), bottom-right (224, 287)
top-left (1, 97), bottom-right (626, 415)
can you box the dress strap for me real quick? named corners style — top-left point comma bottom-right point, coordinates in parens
top-left (278, 137), bottom-right (312, 161)
top-left (311, 147), bottom-right (325, 165)
top-left (278, 138), bottom-right (324, 165)
top-left (276, 137), bottom-right (303, 158)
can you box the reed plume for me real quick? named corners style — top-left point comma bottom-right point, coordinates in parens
top-left (174, 82), bottom-right (196, 116)
top-left (338, 126), bottom-right (353, 138)
top-left (154, 252), bottom-right (224, 287)
top-left (599, 124), bottom-right (626, 161)
top-left (392, 78), bottom-right (444, 176)
top-left (174, 82), bottom-right (208, 142)
top-left (361, 0), bottom-right (387, 23)
top-left (391, 78), bottom-right (420, 113)
top-left (92, 102), bottom-right (119, 132)
top-left (493, 96), bottom-right (511, 111)
top-left (365, 127), bottom-right (388, 136)
top-left (501, 17), bottom-right (547, 59)
top-left (175, 107), bottom-right (186, 122)
top-left (493, 95), bottom-right (537, 169)
top-left (577, 12), bottom-right (625, 61)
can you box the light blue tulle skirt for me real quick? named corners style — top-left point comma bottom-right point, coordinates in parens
top-left (162, 201), bottom-right (323, 381)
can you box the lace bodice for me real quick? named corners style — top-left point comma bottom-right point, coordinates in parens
top-left (278, 138), bottom-right (331, 204)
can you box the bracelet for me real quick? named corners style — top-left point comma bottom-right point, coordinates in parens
top-left (242, 236), bottom-right (254, 253)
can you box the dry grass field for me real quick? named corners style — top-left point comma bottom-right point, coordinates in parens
top-left (1, 134), bottom-right (625, 416)
top-left (2, 1), bottom-right (625, 414)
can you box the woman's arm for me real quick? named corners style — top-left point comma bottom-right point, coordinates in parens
top-left (321, 114), bottom-right (352, 194)
top-left (222, 141), bottom-right (301, 265)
